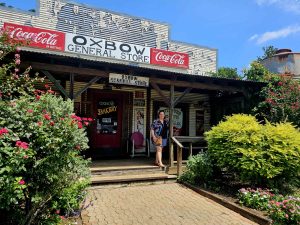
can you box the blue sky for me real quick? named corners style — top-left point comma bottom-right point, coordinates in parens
top-left (2, 0), bottom-right (300, 74)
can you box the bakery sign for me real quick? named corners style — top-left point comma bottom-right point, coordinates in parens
top-left (109, 73), bottom-right (149, 87)
top-left (65, 33), bottom-right (151, 64)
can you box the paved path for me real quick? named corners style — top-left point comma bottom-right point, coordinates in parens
top-left (81, 183), bottom-right (258, 225)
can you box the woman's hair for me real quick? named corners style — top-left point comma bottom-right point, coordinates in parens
top-left (157, 110), bottom-right (165, 117)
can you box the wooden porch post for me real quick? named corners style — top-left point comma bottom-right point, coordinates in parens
top-left (169, 84), bottom-right (174, 167)
top-left (69, 73), bottom-right (75, 100)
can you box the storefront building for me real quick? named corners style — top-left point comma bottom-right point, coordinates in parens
top-left (0, 0), bottom-right (262, 160)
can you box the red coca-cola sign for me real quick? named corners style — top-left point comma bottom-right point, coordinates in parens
top-left (3, 23), bottom-right (65, 51)
top-left (150, 48), bottom-right (189, 69)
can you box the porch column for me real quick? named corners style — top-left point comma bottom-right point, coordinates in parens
top-left (169, 84), bottom-right (174, 167)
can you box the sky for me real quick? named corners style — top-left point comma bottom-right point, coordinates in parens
top-left (1, 0), bottom-right (300, 74)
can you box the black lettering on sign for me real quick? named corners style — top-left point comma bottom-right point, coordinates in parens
top-left (105, 41), bottom-right (116, 50)
top-left (73, 35), bottom-right (87, 45)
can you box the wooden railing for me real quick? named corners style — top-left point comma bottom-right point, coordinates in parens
top-left (170, 136), bottom-right (206, 176)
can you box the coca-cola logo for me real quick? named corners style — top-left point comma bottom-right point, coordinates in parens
top-left (155, 52), bottom-right (186, 65)
top-left (150, 49), bottom-right (189, 69)
top-left (3, 23), bottom-right (65, 51)
top-left (9, 28), bottom-right (59, 46)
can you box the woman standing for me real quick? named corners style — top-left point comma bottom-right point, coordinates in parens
top-left (150, 110), bottom-right (169, 167)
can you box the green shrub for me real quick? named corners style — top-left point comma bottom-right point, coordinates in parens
top-left (0, 93), bottom-right (91, 224)
top-left (205, 114), bottom-right (300, 187)
top-left (179, 153), bottom-right (213, 185)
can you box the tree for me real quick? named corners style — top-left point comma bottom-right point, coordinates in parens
top-left (253, 75), bottom-right (300, 127)
top-left (243, 61), bottom-right (274, 82)
top-left (257, 45), bottom-right (278, 62)
top-left (210, 67), bottom-right (240, 79)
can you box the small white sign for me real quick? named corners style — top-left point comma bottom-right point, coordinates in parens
top-left (109, 73), bottom-right (149, 87)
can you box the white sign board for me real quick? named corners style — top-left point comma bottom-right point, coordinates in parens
top-left (65, 33), bottom-right (151, 64)
top-left (109, 73), bottom-right (149, 87)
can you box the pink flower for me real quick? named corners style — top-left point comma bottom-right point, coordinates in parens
top-left (23, 155), bottom-right (28, 159)
top-left (19, 179), bottom-right (25, 185)
top-left (285, 214), bottom-right (289, 218)
top-left (44, 114), bottom-right (51, 120)
top-left (27, 109), bottom-right (33, 113)
top-left (15, 54), bottom-right (20, 59)
top-left (55, 210), bottom-right (60, 214)
top-left (49, 121), bottom-right (55, 126)
top-left (77, 122), bottom-right (83, 129)
top-left (87, 118), bottom-right (93, 122)
top-left (0, 128), bottom-right (9, 136)
top-left (44, 84), bottom-right (49, 89)
top-left (16, 141), bottom-right (29, 149)
top-left (16, 47), bottom-right (21, 52)
top-left (15, 68), bottom-right (19, 73)
top-left (15, 59), bottom-right (21, 65)
top-left (37, 121), bottom-right (43, 127)
top-left (84, 122), bottom-right (89, 126)
top-left (36, 95), bottom-right (40, 100)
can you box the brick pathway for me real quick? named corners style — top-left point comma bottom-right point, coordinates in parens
top-left (81, 183), bottom-right (258, 225)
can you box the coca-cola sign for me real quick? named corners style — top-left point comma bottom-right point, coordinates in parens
top-left (150, 48), bottom-right (189, 69)
top-left (3, 23), bottom-right (65, 51)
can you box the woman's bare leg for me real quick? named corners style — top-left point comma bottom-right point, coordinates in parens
top-left (156, 146), bottom-right (164, 166)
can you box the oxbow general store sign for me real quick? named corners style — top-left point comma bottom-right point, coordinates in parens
top-left (3, 23), bottom-right (189, 69)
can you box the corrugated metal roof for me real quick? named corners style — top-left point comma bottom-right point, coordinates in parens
top-left (21, 46), bottom-right (265, 85)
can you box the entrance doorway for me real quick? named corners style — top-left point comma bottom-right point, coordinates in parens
top-left (89, 90), bottom-right (132, 158)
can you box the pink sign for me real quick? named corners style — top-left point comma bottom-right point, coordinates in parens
top-left (150, 48), bottom-right (189, 69)
top-left (3, 23), bottom-right (65, 51)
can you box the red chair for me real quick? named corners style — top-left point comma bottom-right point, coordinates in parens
top-left (128, 132), bottom-right (150, 158)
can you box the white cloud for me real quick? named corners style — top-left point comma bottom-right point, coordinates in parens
top-left (249, 25), bottom-right (300, 44)
top-left (255, 0), bottom-right (300, 14)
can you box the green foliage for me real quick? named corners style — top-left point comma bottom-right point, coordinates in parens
top-left (243, 61), bottom-right (273, 82)
top-left (237, 188), bottom-right (279, 211)
top-left (0, 94), bottom-right (91, 224)
top-left (257, 45), bottom-right (278, 62)
top-left (205, 114), bottom-right (300, 187)
top-left (268, 197), bottom-right (300, 225)
top-left (253, 75), bottom-right (300, 127)
top-left (179, 153), bottom-right (213, 185)
top-left (210, 67), bottom-right (240, 79)
top-left (0, 31), bottom-right (43, 101)
top-left (238, 188), bottom-right (300, 225)
top-left (0, 32), bottom-right (91, 225)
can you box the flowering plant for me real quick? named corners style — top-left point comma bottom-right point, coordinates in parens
top-left (238, 188), bottom-right (300, 225)
top-left (254, 75), bottom-right (300, 127)
top-left (0, 31), bottom-right (92, 224)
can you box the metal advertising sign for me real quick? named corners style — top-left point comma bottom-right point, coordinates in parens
top-left (109, 73), bottom-right (149, 87)
top-left (65, 33), bottom-right (151, 63)
top-left (150, 48), bottom-right (189, 69)
top-left (3, 23), bottom-right (65, 51)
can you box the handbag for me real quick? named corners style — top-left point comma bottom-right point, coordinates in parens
top-left (154, 136), bottom-right (162, 146)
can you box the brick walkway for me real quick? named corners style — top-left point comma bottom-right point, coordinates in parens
top-left (81, 183), bottom-right (258, 225)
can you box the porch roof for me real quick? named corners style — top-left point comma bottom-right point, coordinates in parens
top-left (21, 48), bottom-right (265, 94)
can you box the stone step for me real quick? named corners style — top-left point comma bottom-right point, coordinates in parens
top-left (90, 173), bottom-right (177, 188)
top-left (90, 166), bottom-right (165, 176)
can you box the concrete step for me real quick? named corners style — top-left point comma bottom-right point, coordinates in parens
top-left (91, 165), bottom-right (165, 176)
top-left (90, 173), bottom-right (177, 188)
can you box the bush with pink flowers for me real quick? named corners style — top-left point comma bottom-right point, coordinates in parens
top-left (238, 188), bottom-right (300, 225)
top-left (0, 31), bottom-right (91, 225)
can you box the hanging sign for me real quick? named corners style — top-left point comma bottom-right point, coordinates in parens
top-left (65, 33), bottom-right (151, 63)
top-left (109, 73), bottom-right (149, 87)
top-left (3, 23), bottom-right (65, 51)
